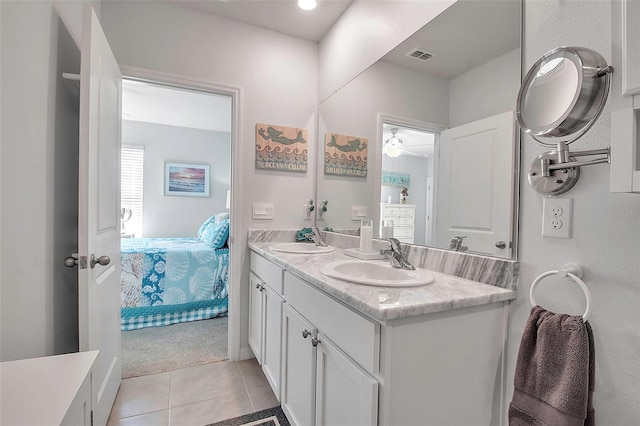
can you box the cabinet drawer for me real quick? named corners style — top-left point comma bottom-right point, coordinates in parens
top-left (251, 251), bottom-right (284, 295)
top-left (395, 217), bottom-right (413, 226)
top-left (398, 207), bottom-right (414, 217)
top-left (383, 207), bottom-right (400, 217)
top-left (393, 228), bottom-right (413, 238)
top-left (284, 272), bottom-right (379, 373)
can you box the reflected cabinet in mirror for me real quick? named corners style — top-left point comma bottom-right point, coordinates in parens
top-left (316, 0), bottom-right (522, 259)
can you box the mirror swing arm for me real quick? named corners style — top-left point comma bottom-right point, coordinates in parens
top-left (517, 46), bottom-right (614, 195)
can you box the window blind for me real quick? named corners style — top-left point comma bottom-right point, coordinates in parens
top-left (121, 146), bottom-right (144, 237)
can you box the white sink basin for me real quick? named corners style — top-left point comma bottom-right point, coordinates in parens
top-left (320, 260), bottom-right (434, 287)
top-left (269, 242), bottom-right (335, 254)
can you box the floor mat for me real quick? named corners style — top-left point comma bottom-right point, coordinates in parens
top-left (205, 406), bottom-right (290, 426)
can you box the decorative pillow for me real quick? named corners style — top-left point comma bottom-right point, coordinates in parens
top-left (201, 219), bottom-right (230, 249)
top-left (215, 212), bottom-right (230, 223)
top-left (197, 215), bottom-right (216, 238)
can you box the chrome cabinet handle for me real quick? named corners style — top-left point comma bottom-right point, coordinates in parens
top-left (495, 241), bottom-right (507, 249)
top-left (302, 329), bottom-right (310, 339)
top-left (90, 255), bottom-right (111, 268)
top-left (311, 337), bottom-right (320, 347)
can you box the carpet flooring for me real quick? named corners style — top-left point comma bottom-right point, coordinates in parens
top-left (206, 406), bottom-right (290, 426)
top-left (121, 316), bottom-right (228, 378)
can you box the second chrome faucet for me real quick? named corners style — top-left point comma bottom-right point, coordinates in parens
top-left (380, 237), bottom-right (415, 270)
top-left (305, 227), bottom-right (327, 247)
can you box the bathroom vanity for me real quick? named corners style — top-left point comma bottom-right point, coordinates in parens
top-left (248, 241), bottom-right (516, 426)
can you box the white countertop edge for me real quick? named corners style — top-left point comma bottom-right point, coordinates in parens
top-left (249, 242), bottom-right (516, 322)
top-left (0, 350), bottom-right (99, 425)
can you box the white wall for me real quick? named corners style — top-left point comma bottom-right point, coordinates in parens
top-left (100, 2), bottom-right (317, 232)
top-left (122, 120), bottom-right (230, 238)
top-left (317, 60), bottom-right (449, 231)
top-left (505, 1), bottom-right (640, 423)
top-left (318, 0), bottom-right (457, 102)
top-left (449, 48), bottom-right (521, 128)
top-left (100, 1), bottom-right (318, 354)
top-left (0, 1), bottom-right (89, 360)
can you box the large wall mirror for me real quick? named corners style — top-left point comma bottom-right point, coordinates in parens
top-left (316, 0), bottom-right (522, 259)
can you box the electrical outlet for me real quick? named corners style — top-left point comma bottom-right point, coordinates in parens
top-left (551, 206), bottom-right (563, 216)
top-left (542, 198), bottom-right (572, 238)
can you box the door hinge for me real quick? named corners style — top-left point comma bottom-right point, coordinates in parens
top-left (78, 256), bottom-right (88, 269)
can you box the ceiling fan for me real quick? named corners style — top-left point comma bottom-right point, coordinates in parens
top-left (383, 128), bottom-right (423, 157)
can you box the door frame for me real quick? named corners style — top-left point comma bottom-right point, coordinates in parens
top-left (375, 113), bottom-right (446, 239)
top-left (119, 65), bottom-right (243, 360)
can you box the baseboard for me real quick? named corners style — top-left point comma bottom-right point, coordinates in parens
top-left (239, 345), bottom-right (255, 361)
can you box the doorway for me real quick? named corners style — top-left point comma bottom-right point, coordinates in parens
top-left (119, 76), bottom-right (234, 378)
top-left (380, 120), bottom-right (440, 246)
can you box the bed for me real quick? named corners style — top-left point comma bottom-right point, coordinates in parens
top-left (120, 215), bottom-right (230, 330)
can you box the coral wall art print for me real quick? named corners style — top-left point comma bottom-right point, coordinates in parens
top-left (324, 133), bottom-right (368, 177)
top-left (255, 123), bottom-right (308, 172)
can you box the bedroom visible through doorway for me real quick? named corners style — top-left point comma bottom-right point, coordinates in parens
top-left (120, 78), bottom-right (232, 378)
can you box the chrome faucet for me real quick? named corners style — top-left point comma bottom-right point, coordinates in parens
top-left (305, 227), bottom-right (327, 247)
top-left (448, 236), bottom-right (468, 252)
top-left (380, 237), bottom-right (415, 270)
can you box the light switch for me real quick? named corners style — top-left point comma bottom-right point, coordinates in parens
top-left (253, 202), bottom-right (274, 220)
top-left (352, 206), bottom-right (368, 220)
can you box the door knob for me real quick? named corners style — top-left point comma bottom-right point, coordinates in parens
top-left (495, 241), bottom-right (507, 249)
top-left (90, 255), bottom-right (111, 268)
top-left (302, 329), bottom-right (310, 339)
top-left (64, 256), bottom-right (78, 267)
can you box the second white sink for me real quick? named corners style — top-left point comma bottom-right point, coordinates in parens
top-left (320, 260), bottom-right (434, 287)
top-left (269, 242), bottom-right (335, 254)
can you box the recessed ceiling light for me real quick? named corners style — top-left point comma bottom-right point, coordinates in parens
top-left (298, 0), bottom-right (317, 11)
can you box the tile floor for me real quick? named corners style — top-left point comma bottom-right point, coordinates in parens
top-left (107, 358), bottom-right (278, 426)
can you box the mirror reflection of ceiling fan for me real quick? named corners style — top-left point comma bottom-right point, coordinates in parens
top-left (383, 126), bottom-right (435, 158)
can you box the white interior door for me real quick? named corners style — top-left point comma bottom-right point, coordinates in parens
top-left (78, 6), bottom-right (122, 426)
top-left (436, 112), bottom-right (515, 257)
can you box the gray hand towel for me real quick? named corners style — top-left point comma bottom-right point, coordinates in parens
top-left (509, 305), bottom-right (595, 426)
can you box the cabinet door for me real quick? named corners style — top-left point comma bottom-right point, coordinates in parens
top-left (262, 284), bottom-right (283, 401)
top-left (315, 335), bottom-right (378, 426)
top-left (282, 304), bottom-right (317, 426)
top-left (248, 272), bottom-right (264, 363)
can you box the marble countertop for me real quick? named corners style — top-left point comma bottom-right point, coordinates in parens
top-left (249, 242), bottom-right (516, 322)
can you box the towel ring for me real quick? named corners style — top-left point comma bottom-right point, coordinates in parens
top-left (530, 264), bottom-right (592, 321)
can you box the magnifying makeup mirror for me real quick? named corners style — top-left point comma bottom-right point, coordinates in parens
top-left (516, 46), bottom-right (613, 195)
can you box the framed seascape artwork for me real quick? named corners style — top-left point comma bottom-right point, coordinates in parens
top-left (164, 162), bottom-right (210, 197)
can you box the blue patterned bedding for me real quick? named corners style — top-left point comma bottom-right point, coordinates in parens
top-left (120, 238), bottom-right (228, 330)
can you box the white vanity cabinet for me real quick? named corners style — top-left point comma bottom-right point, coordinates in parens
top-left (249, 251), bottom-right (285, 400)
top-left (249, 249), bottom-right (510, 426)
top-left (281, 304), bottom-right (317, 426)
top-left (281, 272), bottom-right (379, 426)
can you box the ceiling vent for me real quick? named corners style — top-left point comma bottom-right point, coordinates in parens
top-left (406, 49), bottom-right (434, 61)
